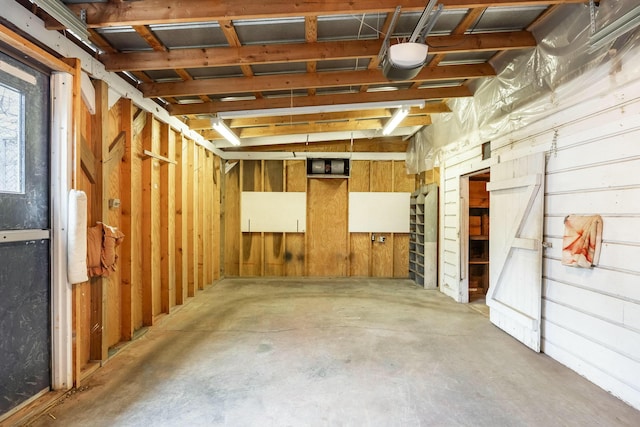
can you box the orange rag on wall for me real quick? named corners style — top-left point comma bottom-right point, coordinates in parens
top-left (561, 215), bottom-right (603, 268)
top-left (87, 222), bottom-right (125, 278)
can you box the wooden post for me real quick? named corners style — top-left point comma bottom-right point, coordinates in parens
top-left (175, 134), bottom-right (188, 304)
top-left (160, 124), bottom-right (176, 312)
top-left (187, 140), bottom-right (197, 296)
top-left (197, 145), bottom-right (205, 289)
top-left (119, 99), bottom-right (134, 341)
top-left (90, 79), bottom-right (109, 363)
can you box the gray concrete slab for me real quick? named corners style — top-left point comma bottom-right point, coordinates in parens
top-left (29, 278), bottom-right (640, 426)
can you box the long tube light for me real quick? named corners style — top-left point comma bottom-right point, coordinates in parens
top-left (31, 0), bottom-right (90, 41)
top-left (211, 117), bottom-right (241, 146)
top-left (382, 107), bottom-right (410, 135)
top-left (589, 5), bottom-right (640, 52)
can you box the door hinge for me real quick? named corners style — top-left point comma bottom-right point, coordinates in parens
top-left (542, 241), bottom-right (553, 249)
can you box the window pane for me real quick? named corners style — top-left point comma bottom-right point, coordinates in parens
top-left (0, 83), bottom-right (25, 194)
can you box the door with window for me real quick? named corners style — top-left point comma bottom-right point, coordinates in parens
top-left (0, 51), bottom-right (51, 415)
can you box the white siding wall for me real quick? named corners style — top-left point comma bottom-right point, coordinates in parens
top-left (441, 79), bottom-right (640, 409)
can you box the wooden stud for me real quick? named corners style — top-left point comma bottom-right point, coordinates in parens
top-left (160, 124), bottom-right (176, 312)
top-left (187, 141), bottom-right (198, 295)
top-left (175, 134), bottom-right (188, 304)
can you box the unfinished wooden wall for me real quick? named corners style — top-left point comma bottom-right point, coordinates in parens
top-left (225, 159), bottom-right (414, 277)
top-left (72, 78), bottom-right (221, 385)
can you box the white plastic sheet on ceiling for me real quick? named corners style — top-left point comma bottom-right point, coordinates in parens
top-left (406, 0), bottom-right (640, 174)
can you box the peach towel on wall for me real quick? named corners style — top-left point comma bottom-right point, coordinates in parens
top-left (87, 222), bottom-right (125, 278)
top-left (562, 215), bottom-right (603, 268)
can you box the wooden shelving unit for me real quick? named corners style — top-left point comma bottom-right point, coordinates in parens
top-left (409, 184), bottom-right (438, 289)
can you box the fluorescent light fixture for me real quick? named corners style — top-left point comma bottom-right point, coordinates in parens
top-left (31, 0), bottom-right (90, 41)
top-left (218, 100), bottom-right (425, 120)
top-left (211, 117), bottom-right (241, 146)
top-left (589, 5), bottom-right (640, 52)
top-left (382, 107), bottom-right (410, 135)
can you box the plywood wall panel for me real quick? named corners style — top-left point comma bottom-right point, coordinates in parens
top-left (394, 160), bottom-right (415, 192)
top-left (265, 160), bottom-right (284, 192)
top-left (393, 234), bottom-right (410, 278)
top-left (371, 161), bottom-right (393, 192)
top-left (284, 234), bottom-right (305, 276)
top-left (307, 179), bottom-right (348, 276)
top-left (371, 233), bottom-right (394, 277)
top-left (349, 234), bottom-right (371, 276)
top-left (174, 134), bottom-right (187, 305)
top-left (264, 232), bottom-right (285, 276)
top-left (243, 160), bottom-right (262, 191)
top-left (242, 233), bottom-right (262, 276)
top-left (349, 161), bottom-right (370, 192)
top-left (224, 164), bottom-right (240, 276)
top-left (285, 160), bottom-right (306, 192)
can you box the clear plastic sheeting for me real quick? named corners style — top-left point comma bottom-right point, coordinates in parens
top-left (406, 0), bottom-right (640, 174)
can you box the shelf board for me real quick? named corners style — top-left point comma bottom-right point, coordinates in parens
top-left (470, 235), bottom-right (489, 240)
top-left (469, 260), bottom-right (489, 265)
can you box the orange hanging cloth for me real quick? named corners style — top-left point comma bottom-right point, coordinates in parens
top-left (86, 222), bottom-right (125, 278)
top-left (561, 215), bottom-right (603, 268)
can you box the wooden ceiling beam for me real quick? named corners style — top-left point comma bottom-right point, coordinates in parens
top-left (168, 86), bottom-right (471, 116)
top-left (187, 105), bottom-right (447, 130)
top-left (224, 137), bottom-right (408, 153)
top-left (101, 32), bottom-right (534, 72)
top-left (201, 115), bottom-right (431, 139)
top-left (141, 63), bottom-right (494, 97)
top-left (60, 1), bottom-right (587, 28)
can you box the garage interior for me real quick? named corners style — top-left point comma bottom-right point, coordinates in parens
top-left (1, 0), bottom-right (640, 424)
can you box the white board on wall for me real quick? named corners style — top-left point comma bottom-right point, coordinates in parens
top-left (241, 192), bottom-right (306, 232)
top-left (348, 192), bottom-right (411, 232)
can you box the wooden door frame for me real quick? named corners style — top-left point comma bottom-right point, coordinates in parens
top-left (459, 168), bottom-right (490, 304)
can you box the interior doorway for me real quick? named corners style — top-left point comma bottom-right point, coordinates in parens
top-left (460, 170), bottom-right (490, 304)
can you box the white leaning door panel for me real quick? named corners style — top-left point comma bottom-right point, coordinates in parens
top-left (487, 152), bottom-right (545, 352)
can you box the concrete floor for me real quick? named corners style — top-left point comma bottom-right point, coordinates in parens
top-left (30, 278), bottom-right (640, 426)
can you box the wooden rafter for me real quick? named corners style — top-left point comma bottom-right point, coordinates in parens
top-left (59, 0), bottom-right (587, 28)
top-left (100, 32), bottom-right (534, 72)
top-left (169, 86), bottom-right (470, 116)
top-left (141, 63), bottom-right (494, 98)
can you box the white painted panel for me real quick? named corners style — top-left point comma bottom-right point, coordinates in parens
top-left (543, 258), bottom-right (640, 302)
top-left (443, 262), bottom-right (457, 277)
top-left (348, 192), bottom-right (410, 233)
top-left (543, 298), bottom-right (640, 360)
top-left (443, 250), bottom-right (457, 265)
top-left (544, 216), bottom-right (640, 242)
top-left (241, 192), bottom-right (306, 232)
top-left (546, 159), bottom-right (640, 194)
top-left (545, 237), bottom-right (640, 273)
top-left (545, 188), bottom-right (640, 215)
top-left (624, 302), bottom-right (640, 331)
top-left (543, 279), bottom-right (625, 324)
top-left (443, 202), bottom-right (458, 216)
top-left (542, 320), bottom-right (640, 391)
top-left (542, 339), bottom-right (640, 410)
top-left (546, 133), bottom-right (640, 173)
top-left (443, 227), bottom-right (458, 240)
top-left (546, 300), bottom-right (640, 361)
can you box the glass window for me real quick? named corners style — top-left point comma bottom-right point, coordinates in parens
top-left (0, 83), bottom-right (25, 194)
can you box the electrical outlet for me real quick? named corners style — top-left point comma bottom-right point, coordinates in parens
top-left (378, 236), bottom-right (386, 243)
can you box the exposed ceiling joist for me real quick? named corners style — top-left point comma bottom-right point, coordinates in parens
top-left (141, 63), bottom-right (494, 98)
top-left (168, 86), bottom-right (471, 116)
top-left (100, 31), bottom-right (534, 72)
top-left (58, 0), bottom-right (586, 28)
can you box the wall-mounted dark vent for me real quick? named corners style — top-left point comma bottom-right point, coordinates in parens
top-left (306, 158), bottom-right (350, 178)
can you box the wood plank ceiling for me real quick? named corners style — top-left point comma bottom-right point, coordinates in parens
top-left (30, 0), bottom-right (585, 151)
